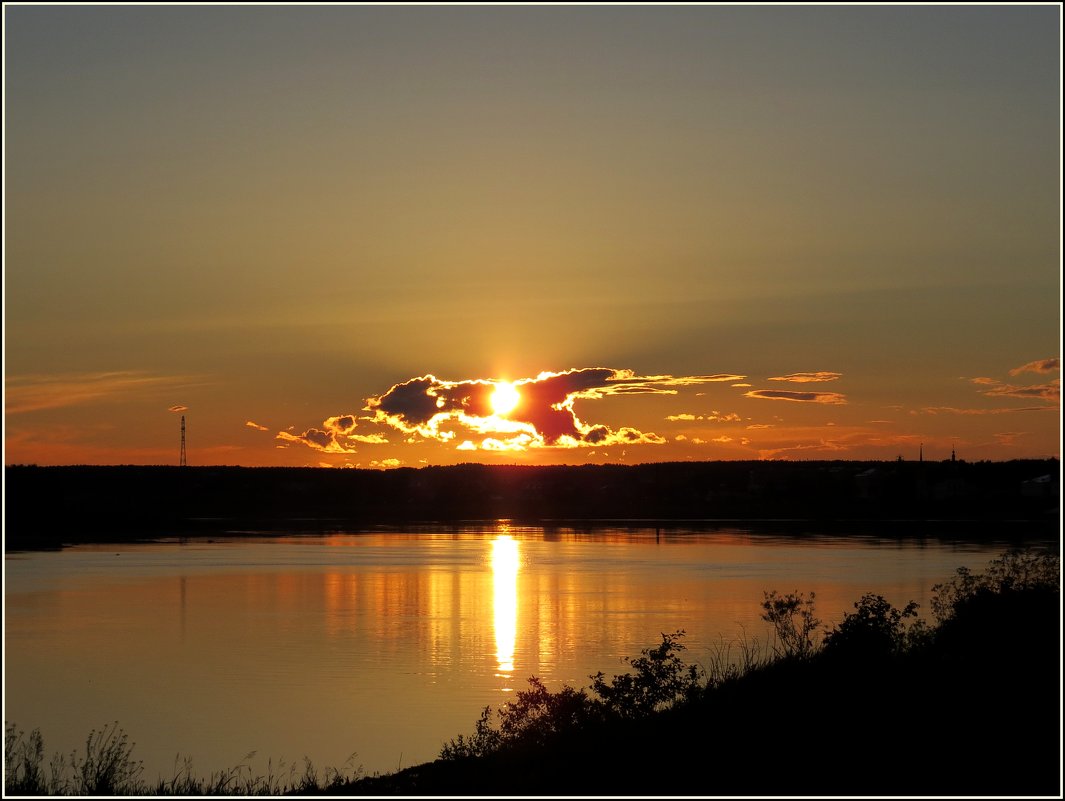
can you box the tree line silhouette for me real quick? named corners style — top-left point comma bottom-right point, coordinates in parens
top-left (4, 459), bottom-right (1059, 549)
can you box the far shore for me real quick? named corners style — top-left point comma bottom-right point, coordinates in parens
top-left (4, 460), bottom-right (1059, 551)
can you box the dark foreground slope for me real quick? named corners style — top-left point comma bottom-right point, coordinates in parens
top-left (5, 459), bottom-right (1060, 548)
top-left (342, 579), bottom-right (1061, 796)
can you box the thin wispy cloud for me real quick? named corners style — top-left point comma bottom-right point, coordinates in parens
top-left (753, 427), bottom-right (923, 460)
top-left (757, 441), bottom-right (849, 459)
top-left (744, 389), bottom-right (847, 404)
top-left (1009, 357), bottom-right (1059, 376)
top-left (978, 379), bottom-right (1059, 402)
top-left (968, 375), bottom-right (1060, 403)
top-left (665, 411), bottom-right (741, 423)
top-left (962, 360), bottom-right (1060, 408)
top-left (919, 405), bottom-right (1058, 416)
top-left (168, 405), bottom-right (188, 413)
top-left (5, 371), bottom-right (204, 414)
top-left (992, 432), bottom-right (1025, 446)
top-left (245, 420), bottom-right (269, 431)
top-left (767, 372), bottom-right (842, 383)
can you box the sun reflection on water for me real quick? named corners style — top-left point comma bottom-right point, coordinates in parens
top-left (491, 534), bottom-right (520, 676)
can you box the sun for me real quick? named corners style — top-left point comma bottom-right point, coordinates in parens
top-left (489, 381), bottom-right (521, 417)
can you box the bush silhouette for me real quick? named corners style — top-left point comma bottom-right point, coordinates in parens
top-left (931, 547), bottom-right (1060, 623)
top-left (440, 631), bottom-right (703, 760)
top-left (497, 678), bottom-right (598, 747)
top-left (822, 593), bottom-right (922, 660)
top-left (438, 707), bottom-right (501, 761)
top-left (760, 590), bottom-right (821, 658)
top-left (590, 631), bottom-right (704, 718)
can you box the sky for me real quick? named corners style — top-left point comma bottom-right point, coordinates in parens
top-left (3, 4), bottom-right (1061, 468)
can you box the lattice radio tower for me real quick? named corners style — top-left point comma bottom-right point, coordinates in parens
top-left (180, 415), bottom-right (187, 467)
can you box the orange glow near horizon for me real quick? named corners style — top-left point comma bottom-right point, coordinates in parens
top-left (492, 534), bottom-right (519, 676)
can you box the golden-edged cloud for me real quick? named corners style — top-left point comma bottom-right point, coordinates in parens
top-left (276, 413), bottom-right (389, 453)
top-left (744, 389), bottom-right (848, 404)
top-left (348, 368), bottom-right (745, 453)
top-left (245, 420), bottom-right (269, 431)
top-left (767, 371), bottom-right (842, 383)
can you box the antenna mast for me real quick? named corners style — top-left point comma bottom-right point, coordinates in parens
top-left (180, 415), bottom-right (187, 467)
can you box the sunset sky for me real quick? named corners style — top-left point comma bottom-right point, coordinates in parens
top-left (4, 4), bottom-right (1061, 468)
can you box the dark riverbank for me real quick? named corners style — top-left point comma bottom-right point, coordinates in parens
top-left (341, 550), bottom-right (1062, 797)
top-left (4, 459), bottom-right (1059, 550)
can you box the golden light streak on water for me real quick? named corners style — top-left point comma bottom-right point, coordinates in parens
top-left (491, 534), bottom-right (520, 675)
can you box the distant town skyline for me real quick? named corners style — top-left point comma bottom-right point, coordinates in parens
top-left (4, 4), bottom-right (1060, 467)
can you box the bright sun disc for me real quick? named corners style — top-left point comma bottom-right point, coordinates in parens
top-left (490, 382), bottom-right (520, 416)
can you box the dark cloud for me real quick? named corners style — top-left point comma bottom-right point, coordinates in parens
top-left (744, 389), bottom-right (847, 404)
top-left (275, 412), bottom-right (387, 453)
top-left (276, 427), bottom-right (357, 454)
top-left (361, 368), bottom-right (726, 451)
top-left (323, 415), bottom-right (357, 434)
top-left (372, 375), bottom-right (463, 424)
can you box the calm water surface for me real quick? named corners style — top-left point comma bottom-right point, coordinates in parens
top-left (3, 526), bottom-right (1040, 781)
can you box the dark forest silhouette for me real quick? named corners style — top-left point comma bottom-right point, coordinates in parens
top-left (4, 459), bottom-right (1059, 549)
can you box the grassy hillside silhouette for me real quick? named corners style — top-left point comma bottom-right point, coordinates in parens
top-left (346, 548), bottom-right (1061, 796)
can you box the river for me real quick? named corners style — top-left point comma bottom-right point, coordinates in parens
top-left (3, 524), bottom-right (1047, 783)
